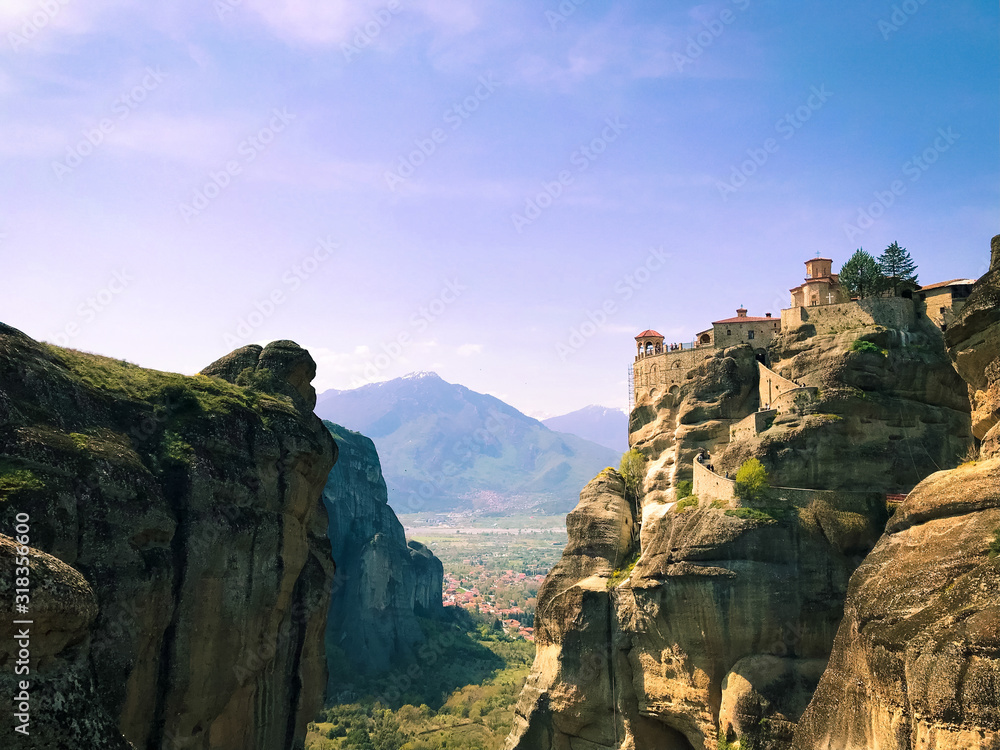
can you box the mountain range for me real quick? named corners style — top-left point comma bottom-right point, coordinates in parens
top-left (542, 405), bottom-right (628, 453)
top-left (315, 372), bottom-right (619, 514)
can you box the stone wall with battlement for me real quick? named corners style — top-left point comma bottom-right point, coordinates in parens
top-left (632, 347), bottom-right (712, 406)
top-left (780, 297), bottom-right (917, 335)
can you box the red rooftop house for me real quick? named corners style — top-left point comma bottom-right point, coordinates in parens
top-left (711, 308), bottom-right (781, 349)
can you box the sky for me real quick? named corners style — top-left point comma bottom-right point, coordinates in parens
top-left (1, 0), bottom-right (997, 418)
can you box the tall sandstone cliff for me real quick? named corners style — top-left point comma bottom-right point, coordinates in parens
top-left (508, 275), bottom-right (974, 749)
top-left (322, 422), bottom-right (443, 698)
top-left (0, 327), bottom-right (336, 750)
top-left (793, 236), bottom-right (1000, 750)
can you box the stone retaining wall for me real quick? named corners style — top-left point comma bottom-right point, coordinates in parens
top-left (692, 457), bottom-right (884, 514)
top-left (780, 297), bottom-right (917, 335)
top-left (730, 410), bottom-right (777, 441)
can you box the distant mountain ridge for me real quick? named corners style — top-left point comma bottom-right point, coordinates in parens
top-left (316, 373), bottom-right (618, 513)
top-left (542, 405), bottom-right (628, 453)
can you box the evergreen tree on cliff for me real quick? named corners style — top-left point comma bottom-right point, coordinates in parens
top-left (878, 241), bottom-right (918, 295)
top-left (839, 249), bottom-right (885, 298)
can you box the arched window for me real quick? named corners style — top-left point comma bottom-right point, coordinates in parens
top-left (645, 343), bottom-right (653, 355)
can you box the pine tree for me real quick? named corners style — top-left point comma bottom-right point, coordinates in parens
top-left (839, 249), bottom-right (884, 299)
top-left (878, 241), bottom-right (918, 296)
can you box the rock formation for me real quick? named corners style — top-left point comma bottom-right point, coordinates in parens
top-left (322, 422), bottom-right (444, 699)
top-left (793, 236), bottom-right (1000, 750)
top-left (0, 326), bottom-right (336, 750)
top-left (506, 468), bottom-right (886, 749)
top-left (508, 273), bottom-right (978, 749)
top-left (720, 298), bottom-right (971, 492)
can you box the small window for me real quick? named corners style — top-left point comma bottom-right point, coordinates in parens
top-left (748, 330), bottom-right (755, 340)
top-left (727, 330), bottom-right (732, 336)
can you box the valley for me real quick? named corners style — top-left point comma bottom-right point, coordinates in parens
top-left (402, 513), bottom-right (569, 640)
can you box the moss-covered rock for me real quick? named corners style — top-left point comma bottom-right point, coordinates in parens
top-left (0, 322), bottom-right (335, 750)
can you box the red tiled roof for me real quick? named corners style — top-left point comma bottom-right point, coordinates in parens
top-left (919, 278), bottom-right (976, 291)
top-left (805, 257), bottom-right (833, 263)
top-left (635, 329), bottom-right (663, 339)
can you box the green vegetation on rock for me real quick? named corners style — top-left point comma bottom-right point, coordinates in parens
top-left (989, 528), bottom-right (1000, 559)
top-left (717, 726), bottom-right (739, 750)
top-left (44, 345), bottom-right (293, 415)
top-left (849, 339), bottom-right (886, 357)
top-left (607, 548), bottom-right (641, 588)
top-left (619, 449), bottom-right (645, 500)
top-left (0, 461), bottom-right (44, 500)
top-left (675, 496), bottom-right (699, 513)
top-left (734, 458), bottom-right (769, 502)
top-left (724, 507), bottom-right (783, 524)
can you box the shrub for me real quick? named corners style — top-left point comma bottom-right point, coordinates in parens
top-left (989, 528), bottom-right (1000, 559)
top-left (676, 480), bottom-right (694, 498)
top-left (850, 339), bottom-right (885, 356)
top-left (675, 496), bottom-right (699, 513)
top-left (607, 548), bottom-right (641, 588)
top-left (619, 449), bottom-right (646, 500)
top-left (734, 458), bottom-right (769, 502)
top-left (717, 726), bottom-right (739, 750)
top-left (0, 465), bottom-right (44, 498)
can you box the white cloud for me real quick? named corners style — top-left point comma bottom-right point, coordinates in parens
top-left (457, 343), bottom-right (483, 356)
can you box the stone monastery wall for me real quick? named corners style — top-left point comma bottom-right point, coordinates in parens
top-left (633, 348), bottom-right (710, 406)
top-left (780, 297), bottom-right (917, 335)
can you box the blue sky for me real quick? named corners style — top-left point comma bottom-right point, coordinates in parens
top-left (1, 0), bottom-right (996, 417)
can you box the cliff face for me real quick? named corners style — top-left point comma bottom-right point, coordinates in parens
top-left (794, 237), bottom-right (1000, 750)
top-left (509, 285), bottom-right (977, 749)
top-left (508, 344), bottom-right (892, 750)
top-left (0, 325), bottom-right (336, 750)
top-left (506, 472), bottom-right (886, 750)
top-left (322, 423), bottom-right (443, 698)
top-left (720, 299), bottom-right (971, 492)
